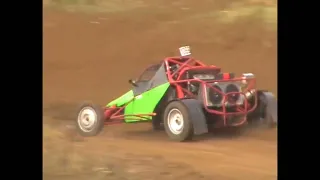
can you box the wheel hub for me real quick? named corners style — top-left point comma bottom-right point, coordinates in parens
top-left (77, 107), bottom-right (97, 132)
top-left (167, 109), bottom-right (184, 135)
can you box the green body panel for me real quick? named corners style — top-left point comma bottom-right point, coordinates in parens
top-left (124, 82), bottom-right (170, 123)
top-left (106, 90), bottom-right (134, 107)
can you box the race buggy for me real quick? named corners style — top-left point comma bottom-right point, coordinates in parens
top-left (76, 46), bottom-right (277, 142)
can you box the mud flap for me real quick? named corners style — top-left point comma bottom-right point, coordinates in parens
top-left (181, 99), bottom-right (208, 135)
top-left (260, 91), bottom-right (278, 125)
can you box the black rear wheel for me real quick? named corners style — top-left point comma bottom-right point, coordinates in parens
top-left (163, 101), bottom-right (194, 141)
top-left (247, 91), bottom-right (277, 128)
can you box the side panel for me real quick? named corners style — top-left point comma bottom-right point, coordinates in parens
top-left (106, 90), bottom-right (134, 107)
top-left (261, 91), bottom-right (277, 124)
top-left (124, 82), bottom-right (170, 122)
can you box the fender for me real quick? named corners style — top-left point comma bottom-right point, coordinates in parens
top-left (260, 91), bottom-right (277, 124)
top-left (180, 99), bottom-right (208, 135)
top-left (249, 90), bottom-right (278, 125)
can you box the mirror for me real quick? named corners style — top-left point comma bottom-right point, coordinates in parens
top-left (128, 79), bottom-right (138, 87)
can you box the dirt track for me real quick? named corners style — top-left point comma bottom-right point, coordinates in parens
top-left (43, 4), bottom-right (277, 180)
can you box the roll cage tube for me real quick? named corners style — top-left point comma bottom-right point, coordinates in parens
top-left (163, 57), bottom-right (209, 98)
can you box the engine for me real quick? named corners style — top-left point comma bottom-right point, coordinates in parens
top-left (191, 72), bottom-right (256, 108)
top-left (204, 82), bottom-right (244, 107)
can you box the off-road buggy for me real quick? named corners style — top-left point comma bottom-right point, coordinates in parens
top-left (76, 46), bottom-right (277, 142)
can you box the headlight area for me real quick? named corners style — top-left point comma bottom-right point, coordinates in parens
top-left (245, 89), bottom-right (256, 99)
top-left (241, 73), bottom-right (256, 100)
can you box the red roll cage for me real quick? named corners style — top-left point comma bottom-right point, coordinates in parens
top-left (164, 57), bottom-right (258, 126)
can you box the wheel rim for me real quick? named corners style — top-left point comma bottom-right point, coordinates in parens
top-left (77, 107), bottom-right (97, 132)
top-left (167, 108), bottom-right (184, 135)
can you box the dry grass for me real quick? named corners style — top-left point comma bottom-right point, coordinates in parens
top-left (43, 0), bottom-right (277, 29)
top-left (216, 3), bottom-right (277, 25)
top-left (44, 0), bottom-right (146, 13)
top-left (185, 0), bottom-right (277, 30)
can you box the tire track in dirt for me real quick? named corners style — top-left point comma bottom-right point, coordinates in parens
top-left (43, 102), bottom-right (277, 180)
top-left (77, 124), bottom-right (277, 180)
top-left (44, 107), bottom-right (277, 180)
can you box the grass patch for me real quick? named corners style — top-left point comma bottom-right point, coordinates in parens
top-left (44, 0), bottom-right (146, 13)
top-left (217, 5), bottom-right (277, 24)
top-left (217, 1), bottom-right (277, 29)
top-left (187, 1), bottom-right (277, 30)
top-left (44, 0), bottom-right (277, 29)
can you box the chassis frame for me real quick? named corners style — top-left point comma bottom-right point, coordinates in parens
top-left (102, 57), bottom-right (258, 127)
